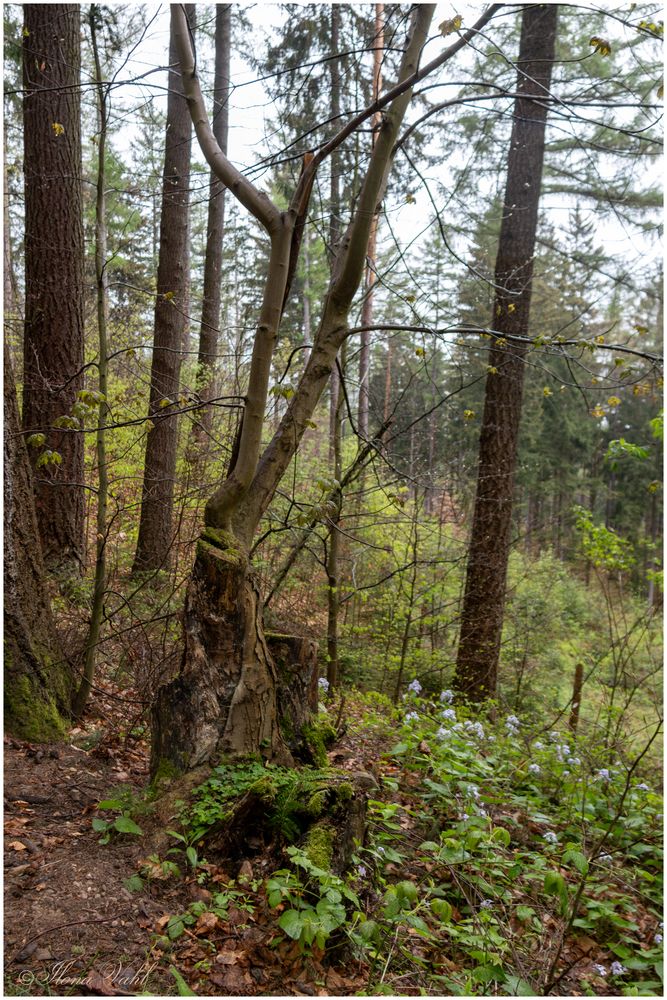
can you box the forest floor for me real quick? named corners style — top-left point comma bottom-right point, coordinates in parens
top-left (4, 693), bottom-right (390, 998)
top-left (4, 688), bottom-right (663, 997)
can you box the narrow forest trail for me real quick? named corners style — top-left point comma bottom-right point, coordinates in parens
top-left (3, 703), bottom-right (394, 997)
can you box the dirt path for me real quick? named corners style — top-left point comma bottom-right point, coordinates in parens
top-left (3, 735), bottom-right (177, 995)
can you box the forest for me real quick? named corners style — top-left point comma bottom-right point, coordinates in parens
top-left (3, 2), bottom-right (663, 997)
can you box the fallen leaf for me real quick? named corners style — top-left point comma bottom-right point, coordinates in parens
top-left (215, 950), bottom-right (243, 966)
top-left (8, 840), bottom-right (27, 851)
top-left (194, 910), bottom-right (219, 935)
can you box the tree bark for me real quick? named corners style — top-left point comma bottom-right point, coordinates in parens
top-left (133, 6), bottom-right (194, 574)
top-left (454, 4), bottom-right (558, 703)
top-left (194, 5), bottom-right (231, 439)
top-left (72, 5), bottom-right (110, 719)
top-left (4, 349), bottom-right (71, 741)
top-left (357, 4), bottom-right (384, 442)
top-left (22, 4), bottom-right (85, 573)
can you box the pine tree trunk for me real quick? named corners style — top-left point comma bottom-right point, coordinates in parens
top-left (22, 4), bottom-right (85, 574)
top-left (4, 350), bottom-right (72, 740)
top-left (454, 4), bottom-right (558, 703)
top-left (133, 6), bottom-right (194, 574)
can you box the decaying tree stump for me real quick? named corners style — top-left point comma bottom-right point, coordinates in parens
top-left (150, 530), bottom-right (319, 778)
top-left (267, 632), bottom-right (319, 755)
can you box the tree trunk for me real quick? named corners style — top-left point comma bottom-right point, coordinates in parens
top-left (72, 5), bottom-right (110, 720)
top-left (150, 529), bottom-right (293, 775)
top-left (22, 4), bottom-right (85, 574)
top-left (133, 6), bottom-right (194, 574)
top-left (454, 4), bottom-right (558, 703)
top-left (4, 349), bottom-right (71, 741)
top-left (357, 4), bottom-right (384, 442)
top-left (194, 4), bottom-right (231, 439)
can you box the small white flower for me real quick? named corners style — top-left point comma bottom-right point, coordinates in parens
top-left (440, 689), bottom-right (454, 703)
top-left (610, 961), bottom-right (626, 977)
top-left (597, 853), bottom-right (612, 865)
top-left (549, 731), bottom-right (560, 742)
top-left (543, 831), bottom-right (558, 844)
top-left (476, 807), bottom-right (488, 817)
top-left (596, 768), bottom-right (611, 782)
top-left (506, 715), bottom-right (521, 728)
top-left (407, 679), bottom-right (422, 694)
top-left (528, 763), bottom-right (541, 774)
top-left (452, 722), bottom-right (464, 732)
top-left (357, 864), bottom-right (367, 877)
top-left (468, 784), bottom-right (480, 799)
top-left (461, 812), bottom-right (470, 821)
top-left (654, 932), bottom-right (662, 944)
top-left (441, 708), bottom-right (457, 722)
top-left (567, 756), bottom-right (581, 766)
top-left (534, 740), bottom-right (544, 750)
top-left (436, 726), bottom-right (452, 739)
top-left (593, 964), bottom-right (607, 976)
top-left (376, 846), bottom-right (385, 854)
top-left (404, 711), bottom-right (419, 723)
top-left (636, 782), bottom-right (650, 791)
top-left (480, 899), bottom-right (493, 909)
top-left (562, 770), bottom-right (570, 777)
top-left (318, 677), bottom-right (330, 691)
top-left (464, 721), bottom-right (485, 739)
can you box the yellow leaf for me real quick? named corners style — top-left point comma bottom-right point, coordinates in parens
top-left (463, 409), bottom-right (476, 420)
top-left (543, 387), bottom-right (553, 397)
top-left (159, 398), bottom-right (172, 408)
top-left (595, 335), bottom-right (605, 344)
top-left (415, 347), bottom-right (425, 357)
top-left (607, 396), bottom-right (621, 406)
top-left (22, 27), bottom-right (30, 37)
top-left (51, 122), bottom-right (65, 136)
top-left (589, 36), bottom-right (612, 56)
top-left (439, 14), bottom-right (463, 37)
top-left (487, 366), bottom-right (498, 375)
top-left (507, 303), bottom-right (516, 313)
top-left (163, 290), bottom-right (175, 301)
top-left (591, 405), bottom-right (605, 418)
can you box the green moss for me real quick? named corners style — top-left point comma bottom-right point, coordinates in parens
top-left (305, 789), bottom-right (327, 816)
top-left (4, 667), bottom-right (68, 742)
top-left (249, 774), bottom-right (279, 803)
top-left (336, 782), bottom-right (353, 802)
top-left (197, 527), bottom-right (246, 567)
top-left (150, 757), bottom-right (183, 796)
top-left (304, 822), bottom-right (335, 871)
top-left (302, 715), bottom-right (337, 768)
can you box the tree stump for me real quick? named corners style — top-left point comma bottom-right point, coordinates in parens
top-left (150, 531), bottom-right (318, 778)
top-left (267, 632), bottom-right (318, 755)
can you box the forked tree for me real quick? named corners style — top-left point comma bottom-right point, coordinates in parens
top-left (454, 3), bottom-right (559, 702)
top-left (151, 4), bottom-right (500, 776)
